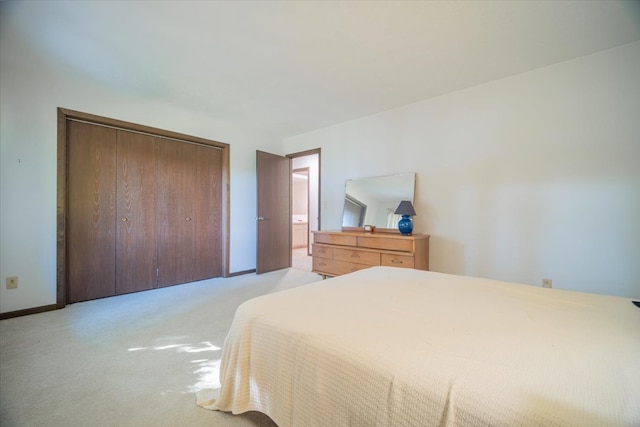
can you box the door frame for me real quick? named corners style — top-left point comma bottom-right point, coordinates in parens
top-left (56, 108), bottom-right (230, 308)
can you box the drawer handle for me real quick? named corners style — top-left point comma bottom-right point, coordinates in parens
top-left (350, 254), bottom-right (360, 258)
top-left (391, 259), bottom-right (403, 264)
top-left (318, 262), bottom-right (327, 267)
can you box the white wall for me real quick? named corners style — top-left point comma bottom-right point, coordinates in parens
top-left (2, 8), bottom-right (638, 315)
top-left (284, 41), bottom-right (640, 298)
top-left (0, 16), bottom-right (280, 313)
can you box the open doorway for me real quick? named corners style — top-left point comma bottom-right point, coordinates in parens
top-left (289, 149), bottom-right (320, 272)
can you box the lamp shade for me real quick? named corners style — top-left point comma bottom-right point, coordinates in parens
top-left (394, 200), bottom-right (416, 216)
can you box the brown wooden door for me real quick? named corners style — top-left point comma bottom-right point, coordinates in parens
top-left (115, 130), bottom-right (158, 293)
top-left (192, 144), bottom-right (223, 281)
top-left (256, 150), bottom-right (291, 273)
top-left (157, 139), bottom-right (195, 287)
top-left (157, 140), bottom-right (224, 285)
top-left (67, 121), bottom-right (117, 303)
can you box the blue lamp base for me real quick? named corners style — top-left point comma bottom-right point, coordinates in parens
top-left (397, 215), bottom-right (413, 235)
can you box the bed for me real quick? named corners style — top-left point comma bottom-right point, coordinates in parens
top-left (196, 266), bottom-right (640, 426)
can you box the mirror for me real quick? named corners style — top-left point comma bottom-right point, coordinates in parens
top-left (342, 172), bottom-right (415, 231)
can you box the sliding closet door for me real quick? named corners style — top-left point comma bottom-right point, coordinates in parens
top-left (115, 130), bottom-right (158, 294)
top-left (157, 139), bottom-right (196, 286)
top-left (61, 108), bottom-right (229, 305)
top-left (67, 121), bottom-right (117, 303)
top-left (156, 140), bottom-right (223, 286)
top-left (192, 144), bottom-right (223, 281)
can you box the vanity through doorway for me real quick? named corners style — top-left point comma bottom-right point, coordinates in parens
top-left (289, 149), bottom-right (320, 273)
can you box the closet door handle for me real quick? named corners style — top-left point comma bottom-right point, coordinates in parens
top-left (121, 217), bottom-right (128, 222)
top-left (185, 217), bottom-right (191, 221)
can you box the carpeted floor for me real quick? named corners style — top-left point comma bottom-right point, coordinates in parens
top-left (292, 247), bottom-right (312, 272)
top-left (0, 268), bottom-right (322, 427)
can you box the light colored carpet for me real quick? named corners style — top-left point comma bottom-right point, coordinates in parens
top-left (292, 247), bottom-right (312, 272)
top-left (0, 268), bottom-right (322, 427)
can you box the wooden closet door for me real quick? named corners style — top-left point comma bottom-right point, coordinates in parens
top-left (157, 139), bottom-right (196, 286)
top-left (192, 145), bottom-right (223, 281)
top-left (115, 130), bottom-right (158, 294)
top-left (67, 121), bottom-right (117, 303)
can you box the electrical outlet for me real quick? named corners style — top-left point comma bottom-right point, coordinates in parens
top-left (542, 278), bottom-right (552, 288)
top-left (6, 276), bottom-right (18, 289)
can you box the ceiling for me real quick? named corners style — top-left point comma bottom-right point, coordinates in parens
top-left (4, 1), bottom-right (640, 139)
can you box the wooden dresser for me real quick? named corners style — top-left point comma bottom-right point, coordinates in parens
top-left (312, 230), bottom-right (429, 278)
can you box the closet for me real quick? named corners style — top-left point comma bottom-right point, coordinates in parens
top-left (65, 116), bottom-right (224, 304)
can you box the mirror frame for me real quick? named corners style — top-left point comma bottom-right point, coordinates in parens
top-left (341, 172), bottom-right (416, 234)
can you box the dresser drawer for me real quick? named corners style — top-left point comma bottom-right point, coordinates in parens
top-left (333, 247), bottom-right (380, 266)
top-left (381, 253), bottom-right (415, 268)
top-left (313, 258), bottom-right (372, 276)
top-left (357, 236), bottom-right (413, 252)
top-left (314, 232), bottom-right (358, 246)
top-left (312, 244), bottom-right (333, 259)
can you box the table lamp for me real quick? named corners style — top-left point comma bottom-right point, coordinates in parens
top-left (394, 200), bottom-right (416, 235)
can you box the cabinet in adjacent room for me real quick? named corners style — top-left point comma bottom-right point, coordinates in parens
top-left (292, 222), bottom-right (308, 249)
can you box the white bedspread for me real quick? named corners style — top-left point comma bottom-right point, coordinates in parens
top-left (197, 267), bottom-right (640, 426)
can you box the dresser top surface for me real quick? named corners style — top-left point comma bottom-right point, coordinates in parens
top-left (313, 230), bottom-right (430, 240)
